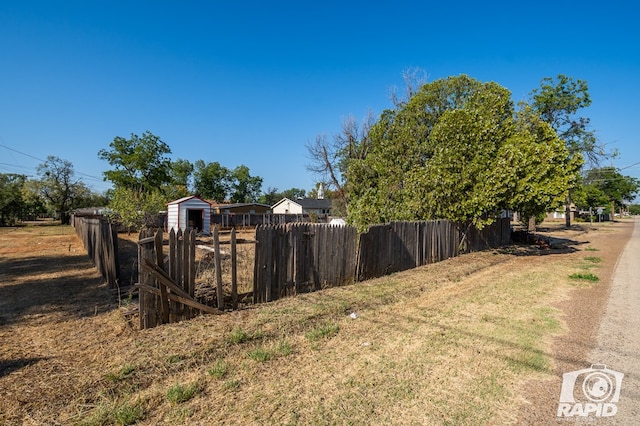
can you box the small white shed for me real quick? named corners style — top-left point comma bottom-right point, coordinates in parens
top-left (167, 196), bottom-right (212, 235)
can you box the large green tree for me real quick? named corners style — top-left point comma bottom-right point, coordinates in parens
top-left (98, 131), bottom-right (172, 193)
top-left (503, 107), bottom-right (582, 230)
top-left (99, 131), bottom-right (175, 230)
top-left (193, 160), bottom-right (231, 201)
top-left (230, 165), bottom-right (263, 203)
top-left (167, 158), bottom-right (194, 200)
top-left (346, 75), bottom-right (576, 231)
top-left (581, 167), bottom-right (640, 215)
top-left (530, 75), bottom-right (601, 227)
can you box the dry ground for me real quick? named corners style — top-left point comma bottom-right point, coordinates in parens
top-left (0, 219), bottom-right (632, 425)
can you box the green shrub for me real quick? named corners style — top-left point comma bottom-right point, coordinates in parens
top-left (167, 382), bottom-right (200, 405)
top-left (569, 273), bottom-right (599, 282)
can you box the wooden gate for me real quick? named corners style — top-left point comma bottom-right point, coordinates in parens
top-left (136, 228), bottom-right (221, 329)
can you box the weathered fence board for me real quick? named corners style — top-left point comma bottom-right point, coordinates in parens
top-left (253, 223), bottom-right (357, 303)
top-left (72, 216), bottom-right (120, 288)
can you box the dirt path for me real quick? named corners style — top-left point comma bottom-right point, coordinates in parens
top-left (517, 218), bottom-right (638, 424)
top-left (586, 216), bottom-right (640, 423)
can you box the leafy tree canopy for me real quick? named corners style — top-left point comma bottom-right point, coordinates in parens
top-left (580, 167), bottom-right (640, 210)
top-left (230, 165), bottom-right (263, 203)
top-left (108, 186), bottom-right (166, 232)
top-left (166, 158), bottom-right (194, 200)
top-left (99, 131), bottom-right (172, 193)
top-left (530, 74), bottom-right (599, 162)
top-left (193, 160), bottom-right (231, 201)
top-left (0, 173), bottom-right (27, 225)
top-left (36, 156), bottom-right (85, 224)
top-left (347, 75), bottom-right (577, 231)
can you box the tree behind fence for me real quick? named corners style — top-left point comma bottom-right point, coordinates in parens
top-left (254, 218), bottom-right (511, 302)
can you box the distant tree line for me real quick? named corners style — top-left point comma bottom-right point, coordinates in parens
top-left (0, 132), bottom-right (308, 227)
top-left (5, 73), bottom-right (639, 231)
top-left (0, 156), bottom-right (108, 226)
top-left (96, 131), bottom-right (312, 230)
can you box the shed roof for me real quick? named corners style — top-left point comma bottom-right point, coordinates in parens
top-left (167, 196), bottom-right (212, 206)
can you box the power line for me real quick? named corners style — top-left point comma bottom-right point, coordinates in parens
top-left (0, 142), bottom-right (104, 182)
top-left (0, 143), bottom-right (46, 162)
top-left (620, 161), bottom-right (640, 170)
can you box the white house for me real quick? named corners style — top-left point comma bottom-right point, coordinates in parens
top-left (167, 196), bottom-right (212, 235)
top-left (272, 197), bottom-right (332, 217)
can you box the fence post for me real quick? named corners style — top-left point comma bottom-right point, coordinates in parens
top-left (231, 228), bottom-right (238, 310)
top-left (154, 229), bottom-right (169, 324)
top-left (213, 227), bottom-right (224, 310)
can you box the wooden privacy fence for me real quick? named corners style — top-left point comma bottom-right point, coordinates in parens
top-left (72, 216), bottom-right (120, 288)
top-left (356, 219), bottom-right (511, 280)
top-left (253, 223), bottom-right (357, 303)
top-left (253, 218), bottom-right (511, 302)
top-left (212, 213), bottom-right (311, 228)
top-left (356, 220), bottom-right (459, 281)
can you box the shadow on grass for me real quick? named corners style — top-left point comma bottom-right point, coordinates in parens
top-left (0, 357), bottom-right (49, 378)
top-left (0, 253), bottom-right (117, 326)
top-left (117, 236), bottom-right (139, 288)
top-left (497, 232), bottom-right (588, 257)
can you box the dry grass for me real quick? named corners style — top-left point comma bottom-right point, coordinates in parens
top-left (0, 223), bottom-right (608, 425)
top-left (194, 231), bottom-right (256, 302)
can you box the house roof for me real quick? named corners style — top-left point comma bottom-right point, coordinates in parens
top-left (298, 198), bottom-right (332, 209)
top-left (272, 197), bottom-right (332, 210)
top-left (271, 197), bottom-right (297, 210)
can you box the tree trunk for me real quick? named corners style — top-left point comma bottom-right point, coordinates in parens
top-left (565, 195), bottom-right (572, 229)
top-left (528, 216), bottom-right (537, 233)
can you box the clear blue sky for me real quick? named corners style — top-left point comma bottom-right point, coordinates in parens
top-left (1, 1), bottom-right (639, 196)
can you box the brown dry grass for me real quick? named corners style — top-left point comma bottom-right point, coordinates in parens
top-left (0, 220), bottom-right (630, 425)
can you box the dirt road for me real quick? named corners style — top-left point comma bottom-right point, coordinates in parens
top-left (586, 216), bottom-right (640, 423)
top-left (517, 219), bottom-right (636, 424)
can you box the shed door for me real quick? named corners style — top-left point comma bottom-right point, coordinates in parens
top-left (187, 209), bottom-right (204, 231)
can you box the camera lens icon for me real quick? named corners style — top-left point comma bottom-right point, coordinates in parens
top-left (582, 371), bottom-right (614, 402)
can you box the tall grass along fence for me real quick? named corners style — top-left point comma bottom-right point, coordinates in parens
top-left (253, 218), bottom-right (511, 302)
top-left (72, 215), bottom-right (120, 289)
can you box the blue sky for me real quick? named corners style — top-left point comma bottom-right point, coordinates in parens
top-left (1, 1), bottom-right (639, 196)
